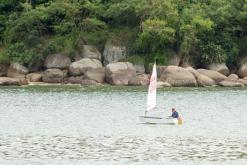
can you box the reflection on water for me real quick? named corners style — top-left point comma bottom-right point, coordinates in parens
top-left (0, 86), bottom-right (247, 164)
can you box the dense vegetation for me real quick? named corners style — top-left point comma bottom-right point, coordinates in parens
top-left (0, 0), bottom-right (246, 70)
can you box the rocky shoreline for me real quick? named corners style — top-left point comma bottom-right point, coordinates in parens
top-left (0, 45), bottom-right (247, 88)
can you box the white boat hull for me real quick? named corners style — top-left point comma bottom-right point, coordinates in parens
top-left (139, 116), bottom-right (178, 124)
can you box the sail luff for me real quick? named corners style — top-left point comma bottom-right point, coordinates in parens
top-left (146, 62), bottom-right (157, 112)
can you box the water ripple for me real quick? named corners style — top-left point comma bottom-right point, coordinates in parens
top-left (0, 135), bottom-right (246, 162)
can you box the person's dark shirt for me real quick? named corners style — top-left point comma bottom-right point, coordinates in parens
top-left (172, 111), bottom-right (179, 118)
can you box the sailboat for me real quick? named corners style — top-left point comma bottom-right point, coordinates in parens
top-left (139, 62), bottom-right (181, 124)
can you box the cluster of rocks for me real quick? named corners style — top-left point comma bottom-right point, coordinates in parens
top-left (158, 65), bottom-right (247, 87)
top-left (0, 44), bottom-right (247, 87)
top-left (0, 44), bottom-right (145, 86)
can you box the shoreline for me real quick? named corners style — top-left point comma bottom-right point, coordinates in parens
top-left (1, 83), bottom-right (247, 92)
top-left (1, 62), bottom-right (247, 88)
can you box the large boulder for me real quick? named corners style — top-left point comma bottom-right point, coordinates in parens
top-left (160, 66), bottom-right (197, 87)
top-left (103, 44), bottom-right (127, 65)
top-left (69, 58), bottom-right (103, 76)
top-left (42, 69), bottom-right (66, 83)
top-left (84, 68), bottom-right (105, 83)
top-left (197, 69), bottom-right (227, 82)
top-left (106, 62), bottom-right (136, 85)
top-left (18, 78), bottom-right (28, 85)
top-left (227, 74), bottom-right (239, 81)
top-left (133, 64), bottom-right (145, 74)
top-left (26, 73), bottom-right (42, 82)
top-left (128, 74), bottom-right (149, 86)
top-left (44, 54), bottom-right (71, 69)
top-left (7, 63), bottom-right (28, 78)
top-left (238, 58), bottom-right (247, 78)
top-left (157, 66), bottom-right (167, 78)
top-left (186, 67), bottom-right (216, 86)
top-left (82, 45), bottom-right (102, 60)
top-left (0, 77), bottom-right (20, 85)
top-left (218, 80), bottom-right (244, 87)
top-left (0, 64), bottom-right (8, 76)
top-left (207, 63), bottom-right (230, 76)
top-left (237, 79), bottom-right (247, 86)
top-left (65, 76), bottom-right (84, 84)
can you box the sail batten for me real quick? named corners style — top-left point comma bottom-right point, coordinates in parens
top-left (146, 63), bottom-right (157, 112)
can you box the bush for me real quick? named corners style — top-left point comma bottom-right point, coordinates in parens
top-left (5, 42), bottom-right (34, 65)
top-left (136, 19), bottom-right (175, 54)
top-left (199, 43), bottom-right (227, 65)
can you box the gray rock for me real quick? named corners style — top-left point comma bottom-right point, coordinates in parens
top-left (160, 66), bottom-right (197, 87)
top-left (82, 45), bottom-right (102, 60)
top-left (0, 77), bottom-right (20, 85)
top-left (69, 58), bottom-right (103, 76)
top-left (65, 76), bottom-right (84, 84)
top-left (237, 79), bottom-right (247, 86)
top-left (0, 64), bottom-right (8, 76)
top-left (207, 63), bottom-right (230, 76)
top-left (106, 62), bottom-right (135, 75)
top-left (7, 63), bottom-right (28, 78)
top-left (103, 44), bottom-right (126, 65)
top-left (26, 73), bottom-right (42, 82)
top-left (106, 74), bottom-right (129, 85)
top-left (106, 62), bottom-right (136, 85)
top-left (42, 69), bottom-right (66, 83)
top-left (218, 80), bottom-right (244, 87)
top-left (186, 67), bottom-right (216, 86)
top-left (133, 64), bottom-right (145, 74)
top-left (197, 69), bottom-right (227, 82)
top-left (84, 68), bottom-right (105, 83)
top-left (128, 74), bottom-right (149, 86)
top-left (157, 66), bottom-right (167, 78)
top-left (44, 54), bottom-right (71, 69)
top-left (18, 78), bottom-right (28, 85)
top-left (227, 74), bottom-right (239, 80)
top-left (238, 58), bottom-right (247, 78)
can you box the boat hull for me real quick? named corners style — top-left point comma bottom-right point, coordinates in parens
top-left (139, 116), bottom-right (179, 124)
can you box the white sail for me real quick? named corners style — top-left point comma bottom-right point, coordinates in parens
top-left (146, 62), bottom-right (157, 112)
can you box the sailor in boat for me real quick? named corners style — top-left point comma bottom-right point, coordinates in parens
top-left (171, 108), bottom-right (183, 124)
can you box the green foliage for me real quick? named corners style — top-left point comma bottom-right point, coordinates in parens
top-left (0, 0), bottom-right (246, 68)
top-left (1, 1), bottom-right (109, 65)
top-left (136, 18), bottom-right (175, 54)
top-left (5, 42), bottom-right (34, 65)
top-left (0, 0), bottom-right (23, 42)
top-left (199, 43), bottom-right (227, 65)
top-left (0, 47), bottom-right (8, 64)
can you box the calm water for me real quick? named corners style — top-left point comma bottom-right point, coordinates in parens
top-left (0, 86), bottom-right (247, 165)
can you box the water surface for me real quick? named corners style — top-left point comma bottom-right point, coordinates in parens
top-left (0, 86), bottom-right (246, 164)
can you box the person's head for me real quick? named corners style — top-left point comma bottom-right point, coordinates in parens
top-left (172, 108), bottom-right (176, 112)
